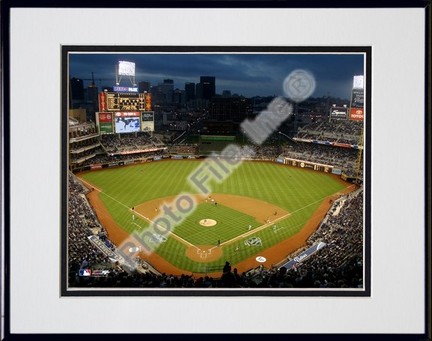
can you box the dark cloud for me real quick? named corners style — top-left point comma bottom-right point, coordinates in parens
top-left (69, 52), bottom-right (364, 99)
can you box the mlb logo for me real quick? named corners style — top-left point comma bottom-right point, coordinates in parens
top-left (79, 268), bottom-right (92, 277)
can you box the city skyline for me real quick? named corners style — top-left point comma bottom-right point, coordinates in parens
top-left (69, 53), bottom-right (364, 100)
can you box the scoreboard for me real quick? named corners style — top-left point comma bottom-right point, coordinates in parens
top-left (96, 111), bottom-right (154, 134)
top-left (97, 91), bottom-right (154, 133)
top-left (99, 92), bottom-right (152, 112)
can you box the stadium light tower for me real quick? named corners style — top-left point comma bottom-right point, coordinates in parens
top-left (278, 131), bottom-right (296, 143)
top-left (115, 60), bottom-right (137, 87)
top-left (356, 128), bottom-right (364, 184)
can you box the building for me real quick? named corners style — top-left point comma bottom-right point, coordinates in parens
top-left (209, 97), bottom-right (252, 123)
top-left (205, 97), bottom-right (253, 134)
top-left (185, 82), bottom-right (196, 102)
top-left (159, 79), bottom-right (174, 103)
top-left (196, 76), bottom-right (215, 100)
top-left (172, 89), bottom-right (185, 106)
top-left (139, 81), bottom-right (151, 93)
top-left (70, 78), bottom-right (84, 101)
top-left (222, 90), bottom-right (231, 98)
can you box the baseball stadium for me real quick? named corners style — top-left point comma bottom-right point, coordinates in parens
top-left (66, 60), bottom-right (366, 292)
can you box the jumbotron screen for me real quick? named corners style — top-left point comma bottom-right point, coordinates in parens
top-left (114, 112), bottom-right (140, 133)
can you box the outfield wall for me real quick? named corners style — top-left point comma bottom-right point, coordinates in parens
top-left (72, 154), bottom-right (350, 180)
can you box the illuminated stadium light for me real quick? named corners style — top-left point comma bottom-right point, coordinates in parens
top-left (116, 61), bottom-right (137, 88)
top-left (353, 75), bottom-right (364, 89)
top-left (118, 61), bottom-right (135, 76)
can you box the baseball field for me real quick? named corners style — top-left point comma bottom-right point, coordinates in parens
top-left (77, 159), bottom-right (354, 276)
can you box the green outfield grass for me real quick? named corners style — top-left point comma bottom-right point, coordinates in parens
top-left (174, 203), bottom-right (258, 245)
top-left (78, 160), bottom-right (347, 272)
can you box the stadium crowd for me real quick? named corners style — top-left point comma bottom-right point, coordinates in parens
top-left (250, 145), bottom-right (280, 159)
top-left (69, 124), bottom-right (98, 139)
top-left (76, 150), bottom-right (166, 167)
top-left (168, 144), bottom-right (198, 155)
top-left (69, 124), bottom-right (362, 178)
top-left (252, 190), bottom-right (364, 289)
top-left (69, 147), bottom-right (106, 163)
top-left (280, 142), bottom-right (358, 169)
top-left (68, 130), bottom-right (168, 169)
top-left (69, 137), bottom-right (101, 152)
top-left (68, 173), bottom-right (116, 284)
top-left (100, 132), bottom-right (161, 151)
top-left (296, 119), bottom-right (362, 144)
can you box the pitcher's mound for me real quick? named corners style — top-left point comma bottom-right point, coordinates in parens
top-left (199, 219), bottom-right (217, 227)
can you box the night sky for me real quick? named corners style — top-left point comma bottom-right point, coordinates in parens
top-left (69, 53), bottom-right (364, 100)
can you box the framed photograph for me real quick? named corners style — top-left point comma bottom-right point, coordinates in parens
top-left (62, 46), bottom-right (370, 297)
top-left (1, 0), bottom-right (430, 338)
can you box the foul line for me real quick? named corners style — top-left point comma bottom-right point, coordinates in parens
top-left (80, 179), bottom-right (197, 249)
top-left (208, 212), bottom-right (291, 251)
top-left (131, 209), bottom-right (195, 248)
top-left (78, 178), bottom-right (102, 193)
top-left (211, 186), bottom-right (355, 250)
